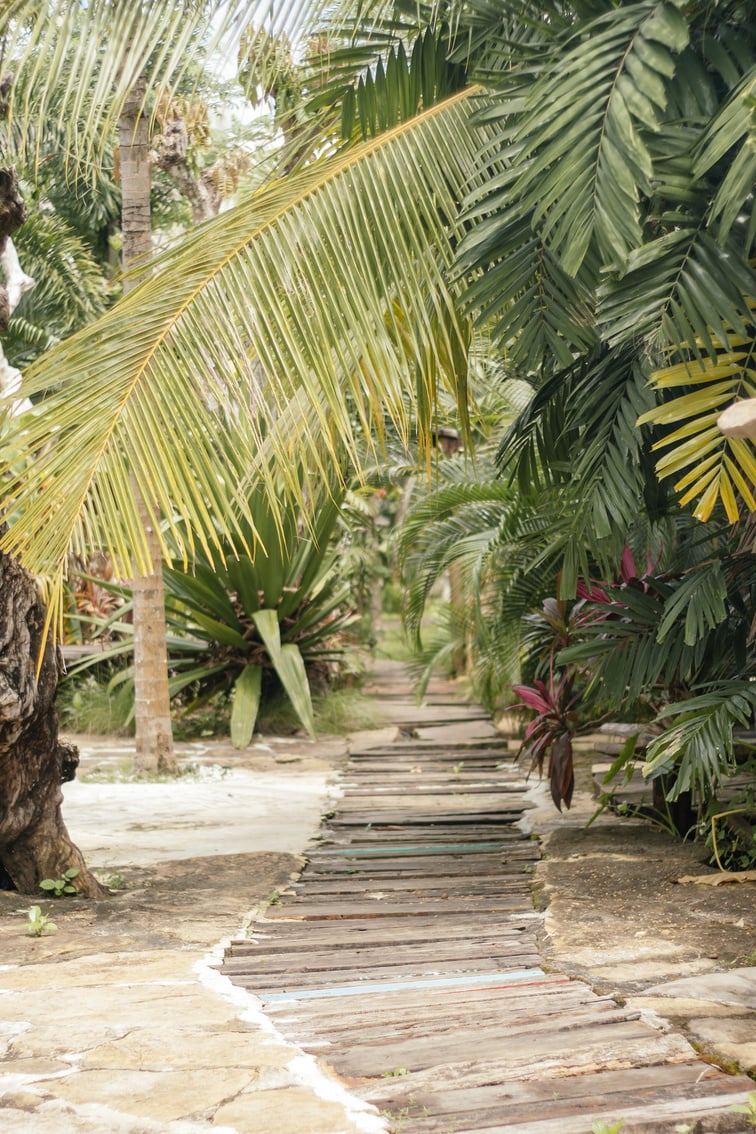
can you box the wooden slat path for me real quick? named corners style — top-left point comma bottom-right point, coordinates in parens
top-left (222, 664), bottom-right (753, 1132)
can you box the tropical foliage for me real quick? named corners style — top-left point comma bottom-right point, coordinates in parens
top-left (1, 0), bottom-right (754, 816)
top-left (160, 475), bottom-right (355, 746)
top-left (66, 472), bottom-right (356, 745)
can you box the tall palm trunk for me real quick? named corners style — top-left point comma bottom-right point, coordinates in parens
top-left (118, 77), bottom-right (176, 776)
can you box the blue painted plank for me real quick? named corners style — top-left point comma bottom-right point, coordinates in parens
top-left (258, 968), bottom-right (546, 1002)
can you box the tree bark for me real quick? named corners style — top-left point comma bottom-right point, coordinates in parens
top-left (0, 549), bottom-right (106, 895)
top-left (0, 165), bottom-right (104, 895)
top-left (118, 76), bottom-right (177, 776)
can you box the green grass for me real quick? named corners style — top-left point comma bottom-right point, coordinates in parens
top-left (59, 674), bottom-right (385, 741)
top-left (313, 687), bottom-right (386, 733)
top-left (57, 676), bottom-right (134, 736)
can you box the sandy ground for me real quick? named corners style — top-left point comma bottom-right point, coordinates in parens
top-left (59, 733), bottom-right (362, 869)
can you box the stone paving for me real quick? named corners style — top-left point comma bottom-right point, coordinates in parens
top-left (0, 731), bottom-right (388, 1134)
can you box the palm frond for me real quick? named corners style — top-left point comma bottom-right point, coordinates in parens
top-left (0, 90), bottom-right (488, 602)
top-left (638, 331), bottom-right (756, 522)
top-left (1, 1), bottom-right (332, 172)
top-left (693, 69), bottom-right (756, 244)
top-left (512, 2), bottom-right (689, 276)
top-left (643, 681), bottom-right (756, 799)
top-left (7, 210), bottom-right (108, 363)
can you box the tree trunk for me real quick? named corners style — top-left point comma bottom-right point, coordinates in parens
top-left (0, 166), bottom-right (105, 896)
top-left (118, 76), bottom-right (177, 776)
top-left (0, 548), bottom-right (106, 896)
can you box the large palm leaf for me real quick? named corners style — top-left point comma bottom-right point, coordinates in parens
top-left (0, 89), bottom-right (489, 622)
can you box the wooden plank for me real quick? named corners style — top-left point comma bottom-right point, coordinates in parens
top-left (264, 992), bottom-right (599, 1044)
top-left (363, 1061), bottom-right (731, 1115)
top-left (262, 988), bottom-right (607, 1034)
top-left (238, 920), bottom-right (536, 950)
top-left (287, 877), bottom-right (534, 896)
top-left (319, 1018), bottom-right (662, 1079)
top-left (226, 939), bottom-right (540, 971)
top-left (263, 897), bottom-right (532, 919)
top-left (234, 956), bottom-right (544, 992)
top-left (372, 1072), bottom-right (752, 1133)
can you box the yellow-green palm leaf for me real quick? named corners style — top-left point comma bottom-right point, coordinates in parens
top-left (0, 89), bottom-right (485, 611)
top-left (638, 330), bottom-right (756, 522)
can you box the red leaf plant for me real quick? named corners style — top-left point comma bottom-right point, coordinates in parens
top-left (511, 548), bottom-right (654, 810)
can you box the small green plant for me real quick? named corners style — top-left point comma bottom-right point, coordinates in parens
top-left (25, 905), bottom-right (57, 937)
top-left (39, 867), bottom-right (80, 897)
top-left (101, 870), bottom-right (126, 891)
top-left (592, 1122), bottom-right (625, 1134)
top-left (730, 1091), bottom-right (756, 1126)
top-left (382, 1066), bottom-right (410, 1078)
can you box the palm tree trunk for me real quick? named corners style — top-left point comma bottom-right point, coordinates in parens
top-left (118, 76), bottom-right (176, 776)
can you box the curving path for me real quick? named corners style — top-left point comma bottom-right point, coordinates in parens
top-left (223, 662), bottom-right (754, 1133)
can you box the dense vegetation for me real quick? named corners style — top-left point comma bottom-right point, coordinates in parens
top-left (1, 2), bottom-right (754, 878)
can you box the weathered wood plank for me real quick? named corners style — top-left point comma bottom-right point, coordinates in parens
top-left (261, 977), bottom-right (586, 1017)
top-left (363, 1061), bottom-right (731, 1116)
top-left (263, 896), bottom-right (532, 919)
top-left (237, 920), bottom-right (536, 951)
top-left (226, 939), bottom-right (540, 970)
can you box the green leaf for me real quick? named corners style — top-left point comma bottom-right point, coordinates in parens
top-left (252, 609), bottom-right (316, 738)
top-left (230, 665), bottom-right (263, 750)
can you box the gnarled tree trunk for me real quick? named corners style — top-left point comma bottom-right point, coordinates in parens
top-left (0, 548), bottom-right (106, 895)
top-left (0, 165), bottom-right (105, 896)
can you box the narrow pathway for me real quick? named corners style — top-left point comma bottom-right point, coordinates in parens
top-left (223, 662), bottom-right (754, 1133)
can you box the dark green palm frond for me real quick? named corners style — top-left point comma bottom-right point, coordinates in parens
top-left (495, 349), bottom-right (658, 581)
top-left (399, 465), bottom-right (513, 638)
top-left (598, 23), bottom-right (756, 353)
top-left (599, 226), bottom-right (755, 359)
top-left (340, 25), bottom-right (468, 142)
top-left (694, 69), bottom-right (756, 245)
top-left (561, 541), bottom-right (754, 709)
top-left (511, 2), bottom-right (690, 277)
top-left (457, 195), bottom-right (598, 371)
top-left (560, 582), bottom-right (706, 706)
top-left (8, 210), bottom-right (108, 364)
top-left (448, 0), bottom-right (566, 86)
top-left (643, 682), bottom-right (756, 799)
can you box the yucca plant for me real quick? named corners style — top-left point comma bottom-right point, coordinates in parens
top-left (162, 476), bottom-right (355, 746)
top-left (65, 471), bottom-right (357, 746)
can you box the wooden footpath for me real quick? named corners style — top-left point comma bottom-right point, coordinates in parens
top-left (223, 664), bottom-right (754, 1132)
